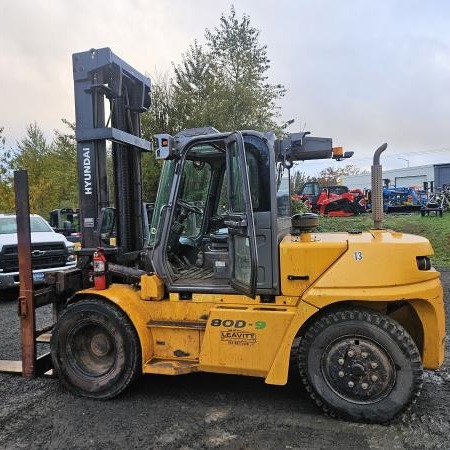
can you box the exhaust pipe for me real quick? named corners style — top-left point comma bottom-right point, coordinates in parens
top-left (371, 143), bottom-right (388, 229)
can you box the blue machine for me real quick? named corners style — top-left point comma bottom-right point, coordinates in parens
top-left (382, 187), bottom-right (425, 213)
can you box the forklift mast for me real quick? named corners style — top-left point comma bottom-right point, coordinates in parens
top-left (72, 48), bottom-right (151, 256)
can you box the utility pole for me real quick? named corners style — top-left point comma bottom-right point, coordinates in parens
top-left (397, 157), bottom-right (410, 168)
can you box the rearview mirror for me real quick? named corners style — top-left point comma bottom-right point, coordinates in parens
top-left (154, 134), bottom-right (175, 160)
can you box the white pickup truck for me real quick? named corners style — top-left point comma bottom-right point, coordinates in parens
top-left (0, 214), bottom-right (76, 289)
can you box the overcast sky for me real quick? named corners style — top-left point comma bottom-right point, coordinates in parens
top-left (1, 0), bottom-right (449, 175)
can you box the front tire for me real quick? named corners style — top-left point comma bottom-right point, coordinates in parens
top-left (298, 307), bottom-right (423, 423)
top-left (51, 298), bottom-right (141, 399)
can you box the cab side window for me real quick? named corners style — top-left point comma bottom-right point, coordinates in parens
top-left (276, 167), bottom-right (290, 217)
top-left (246, 152), bottom-right (260, 210)
top-left (179, 160), bottom-right (212, 237)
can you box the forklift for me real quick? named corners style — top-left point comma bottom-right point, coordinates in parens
top-left (49, 207), bottom-right (80, 242)
top-left (11, 48), bottom-right (446, 424)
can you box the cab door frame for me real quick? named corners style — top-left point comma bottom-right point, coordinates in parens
top-left (151, 131), bottom-right (258, 297)
top-left (224, 132), bottom-right (258, 298)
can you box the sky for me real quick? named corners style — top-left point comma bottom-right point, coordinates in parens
top-left (1, 0), bottom-right (449, 176)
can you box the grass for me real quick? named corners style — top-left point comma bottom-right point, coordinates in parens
top-left (316, 212), bottom-right (450, 268)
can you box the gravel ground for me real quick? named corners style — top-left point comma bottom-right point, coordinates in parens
top-left (0, 273), bottom-right (449, 450)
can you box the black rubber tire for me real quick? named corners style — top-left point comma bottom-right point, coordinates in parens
top-left (51, 298), bottom-right (141, 399)
top-left (298, 307), bottom-right (423, 423)
top-left (323, 202), bottom-right (341, 214)
top-left (324, 199), bottom-right (354, 215)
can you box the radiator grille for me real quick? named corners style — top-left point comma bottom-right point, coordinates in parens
top-left (0, 243), bottom-right (67, 272)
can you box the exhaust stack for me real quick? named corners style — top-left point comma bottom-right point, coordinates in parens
top-left (371, 143), bottom-right (388, 229)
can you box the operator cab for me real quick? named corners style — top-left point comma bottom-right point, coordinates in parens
top-left (150, 130), bottom-right (290, 298)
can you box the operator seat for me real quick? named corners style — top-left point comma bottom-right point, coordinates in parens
top-left (209, 233), bottom-right (229, 251)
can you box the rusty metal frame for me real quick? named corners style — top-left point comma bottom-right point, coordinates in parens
top-left (0, 170), bottom-right (52, 377)
top-left (16, 170), bottom-right (37, 376)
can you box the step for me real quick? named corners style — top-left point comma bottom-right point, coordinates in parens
top-left (36, 333), bottom-right (52, 343)
top-left (147, 320), bottom-right (206, 330)
top-left (0, 360), bottom-right (22, 374)
top-left (143, 358), bottom-right (199, 375)
top-left (0, 358), bottom-right (53, 376)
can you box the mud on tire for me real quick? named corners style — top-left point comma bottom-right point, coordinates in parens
top-left (298, 307), bottom-right (423, 423)
top-left (51, 298), bottom-right (141, 399)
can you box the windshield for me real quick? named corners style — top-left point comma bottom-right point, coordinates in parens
top-left (148, 160), bottom-right (176, 245)
top-left (0, 216), bottom-right (53, 234)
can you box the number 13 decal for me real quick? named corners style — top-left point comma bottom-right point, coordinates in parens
top-left (354, 251), bottom-right (363, 261)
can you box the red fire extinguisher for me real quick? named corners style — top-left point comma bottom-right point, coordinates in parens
top-left (93, 248), bottom-right (107, 290)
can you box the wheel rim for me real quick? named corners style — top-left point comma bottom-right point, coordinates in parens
top-left (321, 335), bottom-right (396, 404)
top-left (66, 323), bottom-right (118, 378)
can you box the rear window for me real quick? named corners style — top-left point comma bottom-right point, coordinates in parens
top-left (0, 217), bottom-right (53, 234)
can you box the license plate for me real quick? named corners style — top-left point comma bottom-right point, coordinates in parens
top-left (33, 272), bottom-right (45, 282)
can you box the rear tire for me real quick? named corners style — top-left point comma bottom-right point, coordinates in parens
top-left (51, 298), bottom-right (141, 399)
top-left (298, 307), bottom-right (423, 423)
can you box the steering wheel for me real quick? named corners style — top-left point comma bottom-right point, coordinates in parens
top-left (177, 199), bottom-right (203, 215)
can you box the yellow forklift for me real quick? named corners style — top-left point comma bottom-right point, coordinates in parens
top-left (10, 48), bottom-right (446, 424)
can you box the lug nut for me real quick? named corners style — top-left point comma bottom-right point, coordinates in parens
top-left (371, 375), bottom-right (378, 382)
top-left (370, 362), bottom-right (378, 369)
top-left (338, 358), bottom-right (345, 366)
top-left (348, 350), bottom-right (355, 357)
top-left (361, 352), bottom-right (368, 359)
top-left (361, 382), bottom-right (368, 390)
top-left (348, 381), bottom-right (354, 388)
top-left (338, 371), bottom-right (345, 378)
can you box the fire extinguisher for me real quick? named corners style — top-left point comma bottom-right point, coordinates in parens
top-left (93, 248), bottom-right (107, 290)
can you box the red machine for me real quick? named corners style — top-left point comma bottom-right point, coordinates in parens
top-left (297, 182), bottom-right (366, 216)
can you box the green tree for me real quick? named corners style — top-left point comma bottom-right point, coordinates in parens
top-left (172, 41), bottom-right (221, 130)
top-left (140, 7), bottom-right (287, 200)
top-left (0, 127), bottom-right (15, 212)
top-left (140, 72), bottom-right (177, 201)
top-left (8, 123), bottom-right (51, 213)
top-left (142, 72), bottom-right (178, 137)
top-left (141, 151), bottom-right (163, 202)
top-left (172, 5), bottom-right (286, 133)
top-left (50, 120), bottom-right (78, 207)
top-left (1, 122), bottom-right (78, 215)
top-left (317, 164), bottom-right (366, 186)
top-left (291, 170), bottom-right (316, 194)
top-left (205, 6), bottom-right (286, 131)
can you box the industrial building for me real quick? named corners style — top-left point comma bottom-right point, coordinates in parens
top-left (342, 163), bottom-right (450, 191)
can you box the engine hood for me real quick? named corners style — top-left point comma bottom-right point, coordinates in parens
top-left (0, 231), bottom-right (72, 248)
top-left (280, 229), bottom-right (437, 298)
